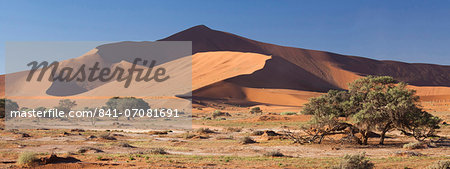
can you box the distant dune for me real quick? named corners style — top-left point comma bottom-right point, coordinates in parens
top-left (162, 25), bottom-right (450, 89)
top-left (0, 75), bottom-right (4, 97)
top-left (1, 25), bottom-right (450, 107)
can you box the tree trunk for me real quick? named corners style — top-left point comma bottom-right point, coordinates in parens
top-left (379, 130), bottom-right (386, 145)
top-left (361, 130), bottom-right (369, 145)
top-left (362, 136), bottom-right (368, 145)
top-left (379, 123), bottom-right (391, 145)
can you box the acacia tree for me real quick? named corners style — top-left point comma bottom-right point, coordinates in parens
top-left (105, 97), bottom-right (150, 120)
top-left (348, 76), bottom-right (440, 144)
top-left (55, 99), bottom-right (77, 113)
top-left (302, 76), bottom-right (441, 145)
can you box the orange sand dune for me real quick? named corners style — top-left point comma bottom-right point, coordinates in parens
top-left (192, 51), bottom-right (271, 90)
top-left (409, 86), bottom-right (450, 102)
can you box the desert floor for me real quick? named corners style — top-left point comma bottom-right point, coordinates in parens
top-left (0, 100), bottom-right (449, 169)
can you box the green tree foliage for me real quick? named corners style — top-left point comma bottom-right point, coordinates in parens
top-left (105, 97), bottom-right (150, 119)
top-left (404, 108), bottom-right (441, 141)
top-left (35, 107), bottom-right (47, 112)
top-left (54, 99), bottom-right (77, 113)
top-left (250, 107), bottom-right (262, 114)
top-left (301, 90), bottom-right (356, 143)
top-left (346, 76), bottom-right (398, 144)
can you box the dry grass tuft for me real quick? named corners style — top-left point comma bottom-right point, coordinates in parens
top-left (332, 153), bottom-right (374, 169)
top-left (17, 152), bottom-right (38, 166)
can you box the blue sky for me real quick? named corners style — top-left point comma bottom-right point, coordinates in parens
top-left (1, 0), bottom-right (449, 74)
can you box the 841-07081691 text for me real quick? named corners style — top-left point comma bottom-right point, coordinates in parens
top-left (9, 108), bottom-right (180, 118)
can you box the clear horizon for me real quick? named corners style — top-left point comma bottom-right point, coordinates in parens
top-left (1, 0), bottom-right (450, 74)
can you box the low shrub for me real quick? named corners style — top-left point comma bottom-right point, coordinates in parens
top-left (195, 128), bottom-right (215, 134)
top-left (332, 153), bottom-right (374, 169)
top-left (280, 112), bottom-right (297, 115)
top-left (240, 136), bottom-right (256, 144)
top-left (212, 110), bottom-right (231, 119)
top-left (250, 107), bottom-right (262, 114)
top-left (403, 142), bottom-right (423, 150)
top-left (148, 148), bottom-right (168, 154)
top-left (426, 160), bottom-right (450, 169)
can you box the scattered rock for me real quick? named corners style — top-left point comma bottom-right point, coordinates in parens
top-left (99, 133), bottom-right (116, 140)
top-left (77, 147), bottom-right (104, 153)
top-left (86, 135), bottom-right (97, 140)
top-left (259, 130), bottom-right (282, 141)
top-left (112, 133), bottom-right (124, 137)
top-left (70, 129), bottom-right (85, 132)
top-left (40, 154), bottom-right (81, 164)
top-left (331, 147), bottom-right (341, 150)
top-left (192, 135), bottom-right (210, 139)
top-left (148, 130), bottom-right (171, 135)
top-left (263, 150), bottom-right (284, 157)
top-left (118, 142), bottom-right (136, 148)
top-left (251, 131), bottom-right (265, 136)
top-left (19, 133), bottom-right (31, 138)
